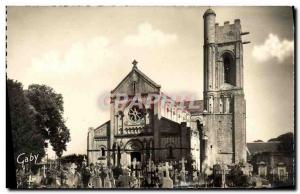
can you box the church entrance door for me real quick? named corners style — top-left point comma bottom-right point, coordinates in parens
top-left (130, 151), bottom-right (141, 162)
top-left (124, 139), bottom-right (144, 165)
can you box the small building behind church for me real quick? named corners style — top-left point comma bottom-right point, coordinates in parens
top-left (247, 141), bottom-right (294, 184)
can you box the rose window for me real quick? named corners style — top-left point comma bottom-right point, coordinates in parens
top-left (128, 106), bottom-right (143, 122)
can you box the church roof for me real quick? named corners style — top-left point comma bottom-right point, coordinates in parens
top-left (247, 142), bottom-right (281, 155)
top-left (182, 100), bottom-right (204, 114)
top-left (111, 64), bottom-right (161, 93)
top-left (94, 120), bottom-right (110, 137)
top-left (160, 117), bottom-right (182, 135)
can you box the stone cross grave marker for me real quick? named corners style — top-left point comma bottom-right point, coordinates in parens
top-left (180, 157), bottom-right (187, 171)
top-left (174, 169), bottom-right (179, 186)
top-left (179, 157), bottom-right (188, 184)
top-left (192, 162), bottom-right (198, 182)
top-left (42, 165), bottom-right (47, 177)
top-left (147, 159), bottom-right (152, 172)
top-left (163, 162), bottom-right (173, 178)
top-left (220, 163), bottom-right (229, 188)
top-left (132, 158), bottom-right (138, 177)
top-left (27, 174), bottom-right (34, 188)
top-left (146, 159), bottom-right (155, 185)
top-left (157, 163), bottom-right (164, 179)
top-left (161, 162), bottom-right (173, 188)
top-left (103, 171), bottom-right (112, 188)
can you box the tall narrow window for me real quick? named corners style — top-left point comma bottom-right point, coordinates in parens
top-left (112, 144), bottom-right (116, 165)
top-left (133, 82), bottom-right (136, 94)
top-left (222, 53), bottom-right (236, 86)
top-left (219, 97), bottom-right (223, 113)
top-left (224, 55), bottom-right (231, 84)
top-left (168, 146), bottom-right (174, 158)
top-left (101, 147), bottom-right (105, 157)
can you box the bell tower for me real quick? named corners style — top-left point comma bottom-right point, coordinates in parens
top-left (202, 8), bottom-right (249, 167)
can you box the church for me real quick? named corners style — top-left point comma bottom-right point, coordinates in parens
top-left (87, 8), bottom-right (248, 174)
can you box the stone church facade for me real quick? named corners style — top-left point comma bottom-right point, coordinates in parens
top-left (87, 8), bottom-right (247, 173)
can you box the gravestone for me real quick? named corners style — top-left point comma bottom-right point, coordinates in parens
top-left (91, 176), bottom-right (102, 188)
top-left (89, 165), bottom-right (102, 188)
top-left (146, 160), bottom-right (155, 186)
top-left (81, 163), bottom-right (91, 188)
top-left (179, 157), bottom-right (188, 186)
top-left (118, 168), bottom-right (133, 188)
top-left (27, 174), bottom-right (34, 188)
top-left (65, 163), bottom-right (81, 188)
top-left (131, 158), bottom-right (138, 177)
top-left (174, 169), bottom-right (179, 186)
top-left (103, 172), bottom-right (112, 188)
top-left (161, 162), bottom-right (173, 188)
top-left (99, 167), bottom-right (107, 187)
top-left (156, 163), bottom-right (164, 186)
top-left (220, 163), bottom-right (229, 188)
top-left (58, 169), bottom-right (68, 188)
top-left (192, 162), bottom-right (199, 182)
top-left (130, 176), bottom-right (140, 188)
top-left (109, 170), bottom-right (116, 188)
top-left (147, 159), bottom-right (152, 172)
top-left (42, 165), bottom-right (47, 178)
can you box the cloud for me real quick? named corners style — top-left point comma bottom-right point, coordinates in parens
top-left (30, 23), bottom-right (178, 77)
top-left (30, 36), bottom-right (115, 75)
top-left (252, 33), bottom-right (294, 63)
top-left (123, 22), bottom-right (177, 48)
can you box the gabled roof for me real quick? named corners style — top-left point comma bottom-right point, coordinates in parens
top-left (94, 120), bottom-right (110, 130)
top-left (161, 92), bottom-right (204, 114)
top-left (94, 120), bottom-right (110, 137)
top-left (111, 65), bottom-right (161, 93)
top-left (160, 116), bottom-right (182, 134)
top-left (247, 142), bottom-right (281, 155)
top-left (183, 100), bottom-right (204, 114)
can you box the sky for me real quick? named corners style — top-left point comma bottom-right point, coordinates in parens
top-left (7, 6), bottom-right (294, 158)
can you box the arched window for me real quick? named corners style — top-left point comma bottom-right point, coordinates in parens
top-left (168, 146), bottom-right (174, 158)
top-left (101, 147), bottom-right (106, 157)
top-left (222, 52), bottom-right (236, 86)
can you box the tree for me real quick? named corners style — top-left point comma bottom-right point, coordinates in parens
top-left (254, 140), bottom-right (264, 142)
top-left (7, 79), bottom-right (45, 166)
top-left (59, 154), bottom-right (86, 168)
top-left (268, 132), bottom-right (294, 156)
top-left (26, 84), bottom-right (70, 157)
top-left (226, 164), bottom-right (250, 187)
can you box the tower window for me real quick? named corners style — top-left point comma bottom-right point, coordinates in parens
top-left (101, 147), bottom-right (106, 157)
top-left (223, 52), bottom-right (236, 86)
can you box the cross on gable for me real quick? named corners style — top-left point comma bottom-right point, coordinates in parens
top-left (132, 59), bottom-right (138, 69)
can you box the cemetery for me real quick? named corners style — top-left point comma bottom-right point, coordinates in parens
top-left (16, 156), bottom-right (264, 189)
